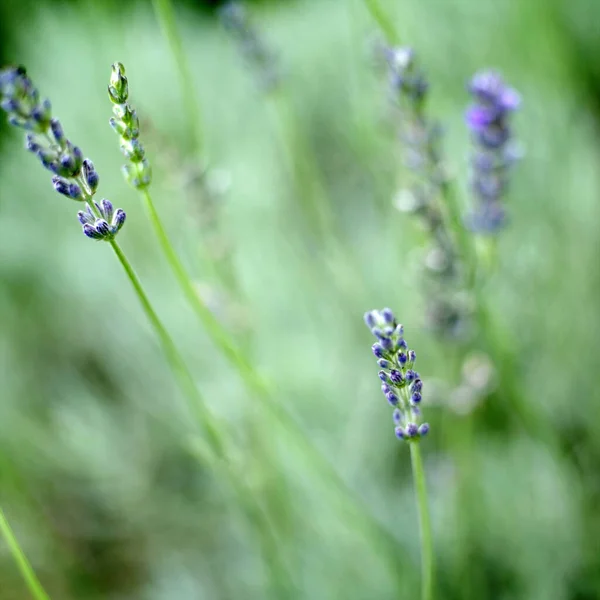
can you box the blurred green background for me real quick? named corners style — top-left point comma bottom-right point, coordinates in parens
top-left (1, 0), bottom-right (600, 598)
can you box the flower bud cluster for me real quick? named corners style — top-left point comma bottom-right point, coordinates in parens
top-left (78, 199), bottom-right (126, 241)
top-left (108, 63), bottom-right (151, 190)
top-left (364, 309), bottom-right (429, 442)
top-left (0, 65), bottom-right (126, 241)
top-left (465, 70), bottom-right (521, 233)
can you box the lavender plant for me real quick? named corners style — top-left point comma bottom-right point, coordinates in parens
top-left (364, 309), bottom-right (433, 600)
top-left (0, 63), bottom-right (229, 460)
top-left (0, 62), bottom-right (302, 598)
top-left (0, 66), bottom-right (126, 242)
top-left (465, 71), bottom-right (521, 233)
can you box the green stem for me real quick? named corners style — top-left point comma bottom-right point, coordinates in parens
top-left (137, 187), bottom-right (404, 556)
top-left (409, 442), bottom-right (434, 600)
top-left (108, 238), bottom-right (226, 457)
top-left (109, 239), bottom-right (297, 595)
top-left (151, 0), bottom-right (204, 157)
top-left (362, 0), bottom-right (399, 44)
top-left (0, 506), bottom-right (51, 600)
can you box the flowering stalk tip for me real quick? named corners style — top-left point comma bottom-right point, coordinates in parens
top-left (365, 309), bottom-right (429, 441)
top-left (465, 70), bottom-right (521, 233)
top-left (107, 63), bottom-right (152, 190)
top-left (0, 64), bottom-right (127, 242)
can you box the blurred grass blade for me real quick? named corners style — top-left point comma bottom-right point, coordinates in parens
top-left (0, 506), bottom-right (51, 600)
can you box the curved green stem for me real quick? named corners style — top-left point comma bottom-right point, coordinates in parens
top-left (362, 0), bottom-right (400, 44)
top-left (137, 187), bottom-right (403, 555)
top-left (108, 239), bottom-right (225, 457)
top-left (410, 442), bottom-right (434, 600)
top-left (109, 238), bottom-right (297, 595)
top-left (0, 506), bottom-right (51, 600)
top-left (151, 0), bottom-right (204, 158)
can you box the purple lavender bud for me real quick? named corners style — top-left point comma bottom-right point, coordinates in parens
top-left (381, 384), bottom-right (391, 396)
top-left (418, 423), bottom-right (430, 437)
top-left (83, 223), bottom-right (103, 240)
top-left (397, 339), bottom-right (408, 350)
top-left (77, 206), bottom-right (94, 226)
top-left (380, 337), bottom-right (393, 351)
top-left (411, 406), bottom-right (421, 417)
top-left (386, 391), bottom-right (399, 406)
top-left (99, 198), bottom-right (114, 220)
top-left (59, 153), bottom-right (75, 173)
top-left (52, 176), bottom-right (82, 200)
top-left (31, 99), bottom-right (51, 125)
top-left (378, 370), bottom-right (390, 384)
top-left (394, 324), bottom-right (404, 337)
top-left (465, 105), bottom-right (495, 132)
top-left (25, 134), bottom-right (40, 153)
top-left (411, 392), bottom-right (422, 404)
top-left (383, 326), bottom-right (394, 336)
top-left (411, 379), bottom-right (423, 393)
top-left (395, 427), bottom-right (405, 440)
top-left (1, 97), bottom-right (18, 112)
top-left (37, 149), bottom-right (57, 173)
top-left (397, 352), bottom-right (407, 366)
top-left (500, 87), bottom-right (520, 111)
top-left (390, 369), bottom-right (403, 385)
top-left (50, 118), bottom-right (64, 144)
top-left (111, 209), bottom-right (126, 233)
top-left (94, 219), bottom-right (110, 237)
top-left (406, 423), bottom-right (418, 438)
top-left (377, 359), bottom-right (393, 370)
top-left (372, 343), bottom-right (385, 358)
top-left (82, 159), bottom-right (99, 193)
top-left (408, 350), bottom-right (416, 364)
top-left (392, 409), bottom-right (402, 424)
top-left (405, 370), bottom-right (416, 382)
top-left (381, 308), bottom-right (395, 324)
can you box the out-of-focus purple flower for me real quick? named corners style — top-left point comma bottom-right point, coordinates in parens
top-left (466, 70), bottom-right (521, 233)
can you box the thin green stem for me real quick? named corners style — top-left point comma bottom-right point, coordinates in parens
top-left (108, 238), bottom-right (225, 457)
top-left (109, 239), bottom-right (297, 595)
top-left (137, 187), bottom-right (404, 556)
top-left (0, 506), bottom-right (51, 600)
top-left (409, 442), bottom-right (434, 600)
top-left (151, 0), bottom-right (204, 158)
top-left (362, 0), bottom-right (399, 44)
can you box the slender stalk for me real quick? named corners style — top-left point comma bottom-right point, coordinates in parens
top-left (409, 442), bottom-right (434, 600)
top-left (137, 187), bottom-right (403, 554)
top-left (109, 239), bottom-right (298, 595)
top-left (0, 506), bottom-right (51, 600)
top-left (151, 0), bottom-right (204, 157)
top-left (362, 0), bottom-right (399, 44)
top-left (108, 239), bottom-right (226, 457)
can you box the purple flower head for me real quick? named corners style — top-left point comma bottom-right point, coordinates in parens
top-left (465, 69), bottom-right (521, 234)
top-left (365, 312), bottom-right (428, 442)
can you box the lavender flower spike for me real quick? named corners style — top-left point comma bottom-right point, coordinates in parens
top-left (465, 70), bottom-right (521, 233)
top-left (0, 64), bottom-right (127, 242)
top-left (364, 309), bottom-right (429, 442)
top-left (108, 63), bottom-right (152, 190)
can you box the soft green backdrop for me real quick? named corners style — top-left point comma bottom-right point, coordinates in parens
top-left (0, 0), bottom-right (599, 598)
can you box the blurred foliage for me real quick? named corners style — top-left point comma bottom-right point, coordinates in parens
top-left (1, 0), bottom-right (600, 598)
